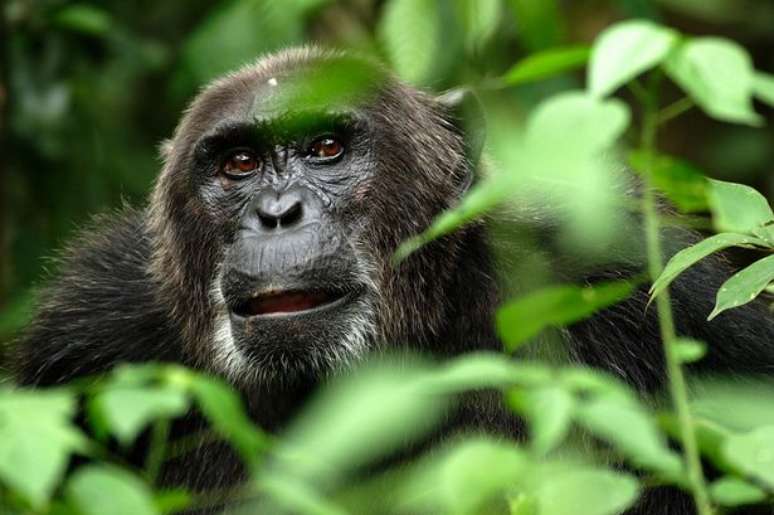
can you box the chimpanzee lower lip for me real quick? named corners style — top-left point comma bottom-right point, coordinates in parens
top-left (231, 289), bottom-right (351, 319)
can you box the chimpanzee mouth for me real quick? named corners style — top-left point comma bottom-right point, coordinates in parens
top-left (231, 289), bottom-right (351, 318)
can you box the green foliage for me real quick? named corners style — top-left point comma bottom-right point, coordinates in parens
top-left (4, 2), bottom-right (774, 514)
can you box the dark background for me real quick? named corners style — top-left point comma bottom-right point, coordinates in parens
top-left (1, 0), bottom-right (773, 343)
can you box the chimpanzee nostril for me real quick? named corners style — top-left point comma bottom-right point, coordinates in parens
top-left (255, 190), bottom-right (305, 230)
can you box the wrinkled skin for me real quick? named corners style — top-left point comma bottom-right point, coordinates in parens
top-left (15, 48), bottom-right (774, 514)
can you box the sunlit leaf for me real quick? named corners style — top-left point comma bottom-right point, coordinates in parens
top-left (181, 0), bottom-right (306, 82)
top-left (673, 338), bottom-right (707, 364)
top-left (420, 353), bottom-right (553, 393)
top-left (628, 151), bottom-right (708, 213)
top-left (710, 477), bottom-right (767, 507)
top-left (534, 468), bottom-right (639, 515)
top-left (400, 438), bottom-right (527, 514)
top-left (497, 280), bottom-right (635, 350)
top-left (576, 397), bottom-right (684, 477)
top-left (509, 386), bottom-right (575, 455)
top-left (588, 20), bottom-right (678, 97)
top-left (380, 0), bottom-right (455, 86)
top-left (722, 426), bottom-right (774, 489)
top-left (274, 361), bottom-right (447, 486)
top-left (187, 375), bottom-right (268, 464)
top-left (650, 233), bottom-right (768, 300)
top-left (67, 466), bottom-right (157, 515)
top-left (664, 38), bottom-right (763, 126)
top-left (456, 0), bottom-right (501, 52)
top-left (754, 72), bottom-right (774, 106)
top-left (692, 380), bottom-right (774, 432)
top-left (0, 390), bottom-right (86, 508)
top-left (53, 4), bottom-right (112, 36)
top-left (91, 387), bottom-right (189, 446)
top-left (709, 255), bottom-right (774, 320)
top-left (503, 45), bottom-right (590, 86)
top-left (707, 179), bottom-right (774, 235)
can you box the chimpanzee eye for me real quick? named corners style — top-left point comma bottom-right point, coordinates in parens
top-left (222, 150), bottom-right (261, 178)
top-left (308, 136), bottom-right (344, 160)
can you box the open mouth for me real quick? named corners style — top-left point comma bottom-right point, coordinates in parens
top-left (231, 289), bottom-right (349, 318)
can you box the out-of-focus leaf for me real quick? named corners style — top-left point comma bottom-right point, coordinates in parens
top-left (665, 38), bottom-right (763, 126)
top-left (0, 390), bottom-right (86, 509)
top-left (400, 438), bottom-right (527, 514)
top-left (692, 380), bottom-right (774, 432)
top-left (525, 92), bottom-right (629, 152)
top-left (53, 4), bottom-right (112, 36)
top-left (456, 0), bottom-right (501, 52)
top-left (154, 489), bottom-right (192, 515)
top-left (379, 0), bottom-right (455, 86)
top-left (710, 477), bottom-right (767, 507)
top-left (187, 375), bottom-right (267, 464)
top-left (67, 465), bottom-right (157, 515)
top-left (659, 414), bottom-right (732, 471)
top-left (259, 475), bottom-right (347, 515)
top-left (503, 45), bottom-right (590, 86)
top-left (628, 151), bottom-right (708, 213)
top-left (673, 338), bottom-right (707, 364)
top-left (508, 0), bottom-right (565, 51)
top-left (420, 353), bottom-right (553, 393)
top-left (181, 0), bottom-right (306, 83)
top-left (722, 426), bottom-right (774, 489)
top-left (576, 397), bottom-right (684, 477)
top-left (709, 255), bottom-right (774, 320)
top-left (91, 387), bottom-right (189, 446)
top-left (534, 468), bottom-right (639, 515)
top-left (273, 361), bottom-right (447, 486)
top-left (650, 233), bottom-right (768, 300)
top-left (707, 179), bottom-right (774, 235)
top-left (509, 386), bottom-right (575, 455)
top-left (589, 20), bottom-right (678, 98)
top-left (754, 72), bottom-right (774, 106)
top-left (497, 280), bottom-right (635, 350)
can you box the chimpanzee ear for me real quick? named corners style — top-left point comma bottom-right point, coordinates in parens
top-left (436, 88), bottom-right (486, 187)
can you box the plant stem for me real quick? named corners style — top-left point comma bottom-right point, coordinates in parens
top-left (657, 97), bottom-right (695, 126)
top-left (639, 77), bottom-right (713, 515)
top-left (145, 418), bottom-right (171, 485)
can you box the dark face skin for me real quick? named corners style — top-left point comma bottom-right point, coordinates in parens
top-left (150, 50), bottom-right (474, 387)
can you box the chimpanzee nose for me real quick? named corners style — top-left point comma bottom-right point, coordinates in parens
top-left (254, 189), bottom-right (304, 230)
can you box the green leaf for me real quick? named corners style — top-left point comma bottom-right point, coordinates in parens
top-left (276, 361), bottom-right (448, 485)
top-left (708, 179), bottom-right (774, 235)
top-left (507, 0), bottom-right (564, 51)
top-left (525, 92), bottom-right (630, 152)
top-left (664, 38), bottom-right (763, 126)
top-left (53, 4), bottom-right (112, 36)
top-left (650, 233), bottom-right (768, 300)
top-left (709, 477), bottom-right (767, 507)
top-left (722, 426), bottom-right (774, 489)
top-left (497, 280), bottom-right (635, 350)
top-left (754, 72), bottom-right (774, 106)
top-left (421, 353), bottom-right (553, 393)
top-left (534, 468), bottom-right (639, 515)
top-left (503, 45), bottom-right (590, 86)
top-left (0, 390), bottom-right (86, 508)
top-left (187, 375), bottom-right (267, 462)
top-left (628, 151), bottom-right (708, 213)
top-left (709, 254), bottom-right (774, 320)
top-left (379, 0), bottom-right (449, 86)
top-left (456, 0), bottom-right (501, 52)
top-left (91, 387), bottom-right (189, 446)
top-left (588, 20), bottom-right (678, 97)
top-left (576, 397), bottom-right (683, 477)
top-left (181, 0), bottom-right (305, 83)
top-left (673, 338), bottom-right (706, 364)
top-left (67, 465), bottom-right (157, 515)
top-left (510, 386), bottom-right (575, 455)
top-left (400, 438), bottom-right (528, 514)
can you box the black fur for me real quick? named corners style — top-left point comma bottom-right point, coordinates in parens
top-left (14, 47), bottom-right (774, 514)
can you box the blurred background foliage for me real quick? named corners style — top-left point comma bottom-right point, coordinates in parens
top-left (1, 0), bottom-right (773, 343)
